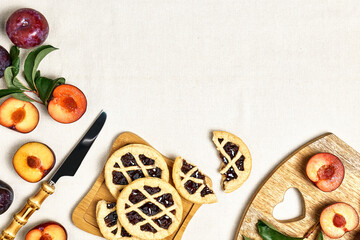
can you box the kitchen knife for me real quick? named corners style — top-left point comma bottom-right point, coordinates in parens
top-left (0, 111), bottom-right (107, 240)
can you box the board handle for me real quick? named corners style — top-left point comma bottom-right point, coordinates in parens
top-left (0, 182), bottom-right (55, 240)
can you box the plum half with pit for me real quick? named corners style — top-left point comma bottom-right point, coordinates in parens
top-left (0, 180), bottom-right (14, 215)
top-left (0, 45), bottom-right (11, 78)
top-left (6, 8), bottom-right (49, 49)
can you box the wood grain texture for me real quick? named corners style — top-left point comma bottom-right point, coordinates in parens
top-left (236, 133), bottom-right (360, 240)
top-left (72, 132), bottom-right (201, 239)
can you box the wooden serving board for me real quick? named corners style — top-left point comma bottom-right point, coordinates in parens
top-left (72, 132), bottom-right (202, 239)
top-left (236, 133), bottom-right (360, 240)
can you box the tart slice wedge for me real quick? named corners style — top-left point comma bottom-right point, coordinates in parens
top-left (172, 156), bottom-right (217, 204)
top-left (212, 130), bottom-right (252, 193)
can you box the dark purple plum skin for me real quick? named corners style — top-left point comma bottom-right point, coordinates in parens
top-left (0, 46), bottom-right (11, 78)
top-left (6, 8), bottom-right (49, 49)
top-left (0, 180), bottom-right (14, 215)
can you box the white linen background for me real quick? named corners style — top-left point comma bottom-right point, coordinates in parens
top-left (1, 1), bottom-right (360, 239)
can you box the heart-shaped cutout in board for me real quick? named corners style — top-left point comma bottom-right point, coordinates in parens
top-left (273, 188), bottom-right (305, 222)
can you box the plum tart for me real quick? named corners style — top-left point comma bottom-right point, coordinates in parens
top-left (105, 144), bottom-right (169, 198)
top-left (117, 178), bottom-right (183, 240)
top-left (96, 200), bottom-right (139, 240)
top-left (172, 157), bottom-right (217, 204)
top-left (212, 131), bottom-right (252, 193)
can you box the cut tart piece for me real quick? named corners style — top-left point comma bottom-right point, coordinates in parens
top-left (212, 131), bottom-right (252, 193)
top-left (172, 156), bottom-right (217, 204)
top-left (105, 144), bottom-right (169, 199)
top-left (96, 200), bottom-right (139, 240)
top-left (117, 178), bottom-right (183, 240)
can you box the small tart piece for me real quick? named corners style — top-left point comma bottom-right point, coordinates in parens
top-left (96, 200), bottom-right (139, 240)
top-left (212, 131), bottom-right (252, 193)
top-left (105, 144), bottom-right (169, 199)
top-left (117, 178), bottom-right (183, 240)
top-left (172, 156), bottom-right (217, 204)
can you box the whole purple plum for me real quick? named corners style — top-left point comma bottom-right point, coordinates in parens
top-left (0, 180), bottom-right (14, 215)
top-left (6, 8), bottom-right (49, 49)
top-left (0, 46), bottom-right (11, 78)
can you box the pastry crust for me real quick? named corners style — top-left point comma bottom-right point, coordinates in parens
top-left (117, 178), bottom-right (183, 240)
top-left (172, 156), bottom-right (217, 204)
top-left (96, 200), bottom-right (139, 240)
top-left (212, 131), bottom-right (252, 193)
top-left (104, 144), bottom-right (169, 199)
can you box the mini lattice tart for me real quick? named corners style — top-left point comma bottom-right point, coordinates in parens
top-left (105, 144), bottom-right (169, 199)
top-left (117, 178), bottom-right (183, 240)
top-left (172, 157), bottom-right (217, 204)
top-left (96, 200), bottom-right (139, 240)
top-left (212, 131), bottom-right (252, 193)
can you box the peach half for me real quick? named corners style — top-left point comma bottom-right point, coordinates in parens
top-left (13, 142), bottom-right (55, 183)
top-left (25, 221), bottom-right (67, 240)
top-left (306, 153), bottom-right (344, 192)
top-left (0, 97), bottom-right (39, 133)
top-left (47, 84), bottom-right (87, 124)
top-left (320, 202), bottom-right (359, 238)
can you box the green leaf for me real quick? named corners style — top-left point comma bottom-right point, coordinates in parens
top-left (242, 236), bottom-right (253, 240)
top-left (4, 67), bottom-right (29, 90)
top-left (35, 76), bottom-right (65, 105)
top-left (11, 93), bottom-right (34, 102)
top-left (316, 232), bottom-right (323, 240)
top-left (9, 46), bottom-right (20, 76)
top-left (0, 88), bottom-right (24, 99)
top-left (24, 45), bottom-right (58, 91)
top-left (257, 220), bottom-right (303, 240)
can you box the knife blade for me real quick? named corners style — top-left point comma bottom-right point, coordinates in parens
top-left (0, 111), bottom-right (107, 240)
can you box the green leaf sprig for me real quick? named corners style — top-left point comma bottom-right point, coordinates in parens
top-left (1, 45), bottom-right (65, 105)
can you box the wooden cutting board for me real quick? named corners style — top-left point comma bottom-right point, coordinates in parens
top-left (72, 132), bottom-right (202, 239)
top-left (236, 133), bottom-right (360, 240)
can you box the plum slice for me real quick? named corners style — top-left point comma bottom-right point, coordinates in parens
top-left (47, 84), bottom-right (87, 124)
top-left (25, 221), bottom-right (67, 240)
top-left (0, 180), bottom-right (14, 215)
top-left (306, 153), bottom-right (344, 192)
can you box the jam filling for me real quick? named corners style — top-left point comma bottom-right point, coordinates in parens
top-left (127, 170), bottom-right (145, 181)
top-left (155, 194), bottom-right (174, 207)
top-left (153, 215), bottom-right (172, 229)
top-left (224, 167), bottom-right (238, 182)
top-left (220, 153), bottom-right (229, 165)
top-left (144, 186), bottom-right (161, 195)
top-left (218, 138), bottom-right (224, 144)
top-left (104, 211), bottom-right (117, 227)
top-left (140, 223), bottom-right (157, 233)
top-left (126, 211), bottom-right (145, 225)
top-left (125, 203), bottom-right (130, 209)
top-left (200, 186), bottom-right (214, 197)
top-left (107, 202), bottom-right (116, 209)
top-left (139, 202), bottom-right (162, 216)
top-left (113, 163), bottom-right (120, 168)
top-left (170, 210), bottom-right (176, 215)
top-left (112, 171), bottom-right (129, 185)
top-left (235, 155), bottom-right (245, 171)
top-left (139, 154), bottom-right (155, 165)
top-left (184, 180), bottom-right (201, 194)
top-left (147, 167), bottom-right (162, 178)
top-left (181, 160), bottom-right (194, 174)
top-left (223, 142), bottom-right (239, 159)
top-left (190, 170), bottom-right (205, 180)
top-left (111, 228), bottom-right (118, 235)
top-left (121, 153), bottom-right (138, 167)
top-left (129, 190), bottom-right (146, 204)
top-left (121, 227), bottom-right (131, 237)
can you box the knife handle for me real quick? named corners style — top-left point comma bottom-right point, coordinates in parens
top-left (0, 182), bottom-right (55, 240)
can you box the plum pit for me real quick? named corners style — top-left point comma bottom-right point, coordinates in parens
top-left (11, 108), bottom-right (26, 124)
top-left (317, 165), bottom-right (335, 180)
top-left (27, 156), bottom-right (41, 169)
top-left (333, 213), bottom-right (346, 228)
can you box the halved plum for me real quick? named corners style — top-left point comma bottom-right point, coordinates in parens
top-left (0, 97), bottom-right (39, 133)
top-left (47, 84), bottom-right (87, 124)
top-left (306, 153), bottom-right (344, 192)
top-left (25, 221), bottom-right (67, 240)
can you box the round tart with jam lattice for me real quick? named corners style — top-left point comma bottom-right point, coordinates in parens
top-left (172, 156), bottom-right (217, 204)
top-left (96, 200), bottom-right (140, 240)
top-left (105, 144), bottom-right (169, 199)
top-left (212, 131), bottom-right (252, 193)
top-left (117, 178), bottom-right (183, 240)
